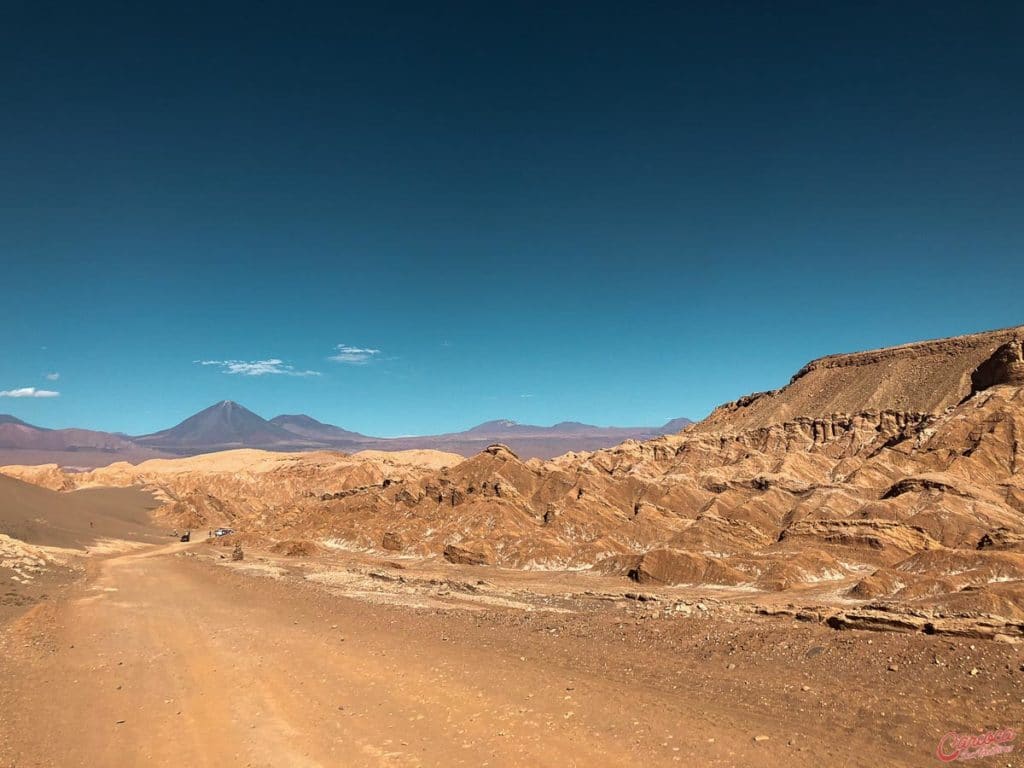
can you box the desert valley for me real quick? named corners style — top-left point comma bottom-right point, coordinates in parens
top-left (4, 4), bottom-right (1023, 764)
top-left (2, 325), bottom-right (1023, 766)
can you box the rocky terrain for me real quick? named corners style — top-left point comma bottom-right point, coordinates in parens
top-left (5, 325), bottom-right (1024, 635)
top-left (7, 536), bottom-right (1020, 768)
top-left (2, 326), bottom-right (1024, 768)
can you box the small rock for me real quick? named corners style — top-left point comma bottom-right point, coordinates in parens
top-left (887, 664), bottom-right (899, 672)
top-left (969, 668), bottom-right (979, 676)
top-left (753, 735), bottom-right (770, 743)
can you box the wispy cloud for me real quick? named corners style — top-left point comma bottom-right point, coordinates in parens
top-left (44, 372), bottom-right (60, 381)
top-left (329, 345), bottom-right (381, 365)
top-left (195, 359), bottom-right (321, 377)
top-left (0, 387), bottom-right (60, 398)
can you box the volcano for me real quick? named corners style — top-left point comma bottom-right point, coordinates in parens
top-left (134, 401), bottom-right (308, 453)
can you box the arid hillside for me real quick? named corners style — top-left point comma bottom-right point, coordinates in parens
top-left (0, 474), bottom-right (163, 593)
top-left (5, 325), bottom-right (1024, 629)
top-left (698, 325), bottom-right (1024, 431)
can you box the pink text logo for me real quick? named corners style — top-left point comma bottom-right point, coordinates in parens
top-left (936, 729), bottom-right (1016, 762)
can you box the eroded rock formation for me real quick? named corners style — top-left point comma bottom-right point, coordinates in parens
top-left (4, 325), bottom-right (1024, 620)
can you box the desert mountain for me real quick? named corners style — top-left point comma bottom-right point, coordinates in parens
top-left (458, 418), bottom-right (683, 437)
top-left (0, 417), bottom-right (138, 452)
top-left (659, 417), bottom-right (694, 433)
top-left (269, 414), bottom-right (368, 442)
top-left (268, 414), bottom-right (693, 458)
top-left (134, 400), bottom-right (311, 452)
top-left (0, 403), bottom-right (692, 464)
top-left (136, 405), bottom-right (691, 458)
top-left (9, 324), bottom-right (1023, 626)
top-left (0, 415), bottom-right (33, 426)
top-left (371, 417), bottom-right (693, 458)
top-left (0, 415), bottom-right (168, 467)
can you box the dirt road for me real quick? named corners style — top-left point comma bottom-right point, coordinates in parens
top-left (1, 543), bottom-right (1020, 767)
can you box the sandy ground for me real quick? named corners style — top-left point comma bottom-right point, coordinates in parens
top-left (1, 541), bottom-right (1022, 767)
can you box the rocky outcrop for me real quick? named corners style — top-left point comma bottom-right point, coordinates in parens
top-left (443, 543), bottom-right (492, 566)
top-left (971, 339), bottom-right (1024, 393)
top-left (978, 529), bottom-right (1024, 551)
top-left (268, 539), bottom-right (320, 557)
top-left (627, 549), bottom-right (747, 586)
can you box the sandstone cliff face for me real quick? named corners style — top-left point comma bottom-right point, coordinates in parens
top-left (4, 326), bottom-right (1024, 621)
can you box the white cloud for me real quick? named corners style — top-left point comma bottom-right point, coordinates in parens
top-left (0, 387), bottom-right (60, 398)
top-left (44, 372), bottom-right (60, 381)
top-left (329, 345), bottom-right (381, 365)
top-left (195, 359), bottom-right (321, 377)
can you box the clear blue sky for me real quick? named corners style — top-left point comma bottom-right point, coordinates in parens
top-left (1, 1), bottom-right (1022, 436)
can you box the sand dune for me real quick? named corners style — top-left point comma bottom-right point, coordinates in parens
top-left (0, 474), bottom-right (161, 550)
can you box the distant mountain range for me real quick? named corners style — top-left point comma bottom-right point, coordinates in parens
top-left (0, 414), bottom-right (150, 454)
top-left (0, 400), bottom-right (692, 466)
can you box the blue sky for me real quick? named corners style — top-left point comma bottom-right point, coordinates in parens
top-left (1, 1), bottom-right (1022, 436)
